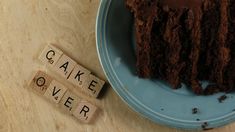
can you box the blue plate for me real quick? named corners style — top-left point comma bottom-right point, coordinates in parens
top-left (96, 0), bottom-right (235, 130)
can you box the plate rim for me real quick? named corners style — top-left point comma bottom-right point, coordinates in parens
top-left (95, 0), bottom-right (235, 130)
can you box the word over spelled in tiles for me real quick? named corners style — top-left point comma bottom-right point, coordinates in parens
top-left (28, 70), bottom-right (99, 123)
top-left (29, 71), bottom-right (53, 95)
top-left (73, 100), bottom-right (98, 123)
top-left (44, 80), bottom-right (67, 104)
top-left (38, 44), bottom-right (63, 66)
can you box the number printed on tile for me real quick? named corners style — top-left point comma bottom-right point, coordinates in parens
top-left (83, 74), bottom-right (105, 98)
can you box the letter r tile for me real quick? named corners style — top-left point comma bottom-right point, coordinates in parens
top-left (44, 80), bottom-right (68, 104)
top-left (72, 100), bottom-right (98, 123)
top-left (59, 90), bottom-right (80, 114)
top-left (38, 44), bottom-right (63, 67)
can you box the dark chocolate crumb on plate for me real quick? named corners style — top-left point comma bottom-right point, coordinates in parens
top-left (201, 122), bottom-right (214, 131)
top-left (203, 127), bottom-right (214, 131)
top-left (192, 107), bottom-right (199, 114)
top-left (218, 95), bottom-right (228, 103)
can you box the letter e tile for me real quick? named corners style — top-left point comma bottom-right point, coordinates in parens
top-left (59, 90), bottom-right (80, 114)
top-left (83, 74), bottom-right (105, 98)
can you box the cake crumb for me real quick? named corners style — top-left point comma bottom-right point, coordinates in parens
top-left (203, 128), bottom-right (214, 131)
top-left (218, 95), bottom-right (228, 103)
top-left (192, 108), bottom-right (199, 114)
top-left (201, 122), bottom-right (213, 130)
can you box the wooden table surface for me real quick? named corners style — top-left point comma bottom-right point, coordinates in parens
top-left (0, 0), bottom-right (234, 132)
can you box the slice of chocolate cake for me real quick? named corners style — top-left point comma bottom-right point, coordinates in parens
top-left (126, 0), bottom-right (235, 95)
top-left (126, 0), bottom-right (158, 77)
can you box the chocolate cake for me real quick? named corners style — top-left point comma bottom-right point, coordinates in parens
top-left (126, 0), bottom-right (235, 95)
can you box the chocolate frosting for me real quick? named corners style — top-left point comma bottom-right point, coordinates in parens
top-left (161, 0), bottom-right (202, 9)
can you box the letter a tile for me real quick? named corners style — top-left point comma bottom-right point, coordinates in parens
top-left (54, 54), bottom-right (77, 79)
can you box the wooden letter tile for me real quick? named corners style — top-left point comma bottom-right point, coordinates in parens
top-left (83, 74), bottom-right (105, 98)
top-left (54, 54), bottom-right (77, 79)
top-left (29, 71), bottom-right (53, 95)
top-left (59, 90), bottom-right (80, 114)
top-left (67, 64), bottom-right (91, 88)
top-left (39, 44), bottom-right (63, 66)
top-left (72, 100), bottom-right (98, 123)
top-left (44, 80), bottom-right (68, 104)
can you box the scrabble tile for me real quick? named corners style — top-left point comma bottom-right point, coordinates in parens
top-left (44, 80), bottom-right (68, 104)
top-left (29, 71), bottom-right (53, 95)
top-left (54, 54), bottom-right (77, 79)
top-left (72, 100), bottom-right (98, 123)
top-left (39, 44), bottom-right (63, 66)
top-left (59, 90), bottom-right (80, 114)
top-left (83, 74), bottom-right (105, 98)
top-left (67, 64), bottom-right (91, 88)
